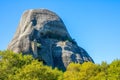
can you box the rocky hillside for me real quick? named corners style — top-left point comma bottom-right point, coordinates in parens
top-left (7, 9), bottom-right (94, 71)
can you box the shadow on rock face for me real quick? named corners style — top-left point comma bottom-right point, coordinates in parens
top-left (70, 54), bottom-right (77, 62)
top-left (52, 45), bottom-right (66, 71)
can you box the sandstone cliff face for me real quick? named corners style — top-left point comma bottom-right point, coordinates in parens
top-left (7, 9), bottom-right (94, 71)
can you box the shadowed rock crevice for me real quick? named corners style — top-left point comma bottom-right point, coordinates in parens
top-left (31, 18), bottom-right (37, 26)
top-left (7, 9), bottom-right (94, 71)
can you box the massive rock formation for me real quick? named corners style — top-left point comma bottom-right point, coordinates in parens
top-left (7, 9), bottom-right (94, 71)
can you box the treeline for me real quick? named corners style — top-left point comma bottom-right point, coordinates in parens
top-left (0, 51), bottom-right (120, 80)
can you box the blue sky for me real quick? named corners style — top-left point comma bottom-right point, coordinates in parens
top-left (0, 0), bottom-right (120, 64)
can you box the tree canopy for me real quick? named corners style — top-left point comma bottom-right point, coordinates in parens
top-left (0, 51), bottom-right (62, 80)
top-left (0, 50), bottom-right (120, 80)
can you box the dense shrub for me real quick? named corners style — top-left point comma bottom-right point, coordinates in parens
top-left (0, 51), bottom-right (63, 80)
top-left (0, 50), bottom-right (120, 80)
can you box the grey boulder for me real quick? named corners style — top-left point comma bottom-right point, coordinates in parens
top-left (7, 9), bottom-right (94, 71)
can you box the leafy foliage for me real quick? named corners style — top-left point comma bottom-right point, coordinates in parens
top-left (0, 51), bottom-right (62, 80)
top-left (0, 50), bottom-right (120, 80)
top-left (64, 61), bottom-right (120, 80)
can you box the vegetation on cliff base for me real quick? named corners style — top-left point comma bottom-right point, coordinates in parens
top-left (0, 51), bottom-right (120, 80)
top-left (0, 51), bottom-right (62, 80)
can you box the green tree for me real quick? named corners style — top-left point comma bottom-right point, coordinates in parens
top-left (108, 59), bottom-right (120, 80)
top-left (10, 60), bottom-right (63, 80)
top-left (0, 50), bottom-right (33, 80)
top-left (63, 63), bottom-right (81, 80)
top-left (93, 62), bottom-right (109, 80)
top-left (0, 50), bottom-right (63, 80)
top-left (79, 62), bottom-right (99, 80)
top-left (63, 62), bottom-right (99, 80)
top-left (1, 50), bottom-right (120, 80)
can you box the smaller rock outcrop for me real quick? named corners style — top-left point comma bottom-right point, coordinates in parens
top-left (7, 9), bottom-right (94, 71)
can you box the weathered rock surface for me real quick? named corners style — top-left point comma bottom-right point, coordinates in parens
top-left (7, 9), bottom-right (94, 71)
